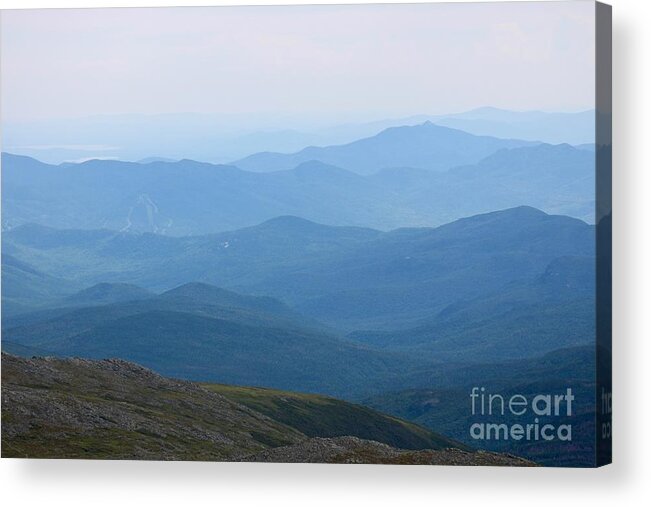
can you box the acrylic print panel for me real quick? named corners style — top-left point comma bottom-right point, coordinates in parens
top-left (0, 1), bottom-right (612, 467)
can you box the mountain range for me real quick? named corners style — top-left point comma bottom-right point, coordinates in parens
top-left (232, 121), bottom-right (535, 173)
top-left (1, 111), bottom-right (601, 467)
top-left (1, 207), bottom-right (601, 466)
top-left (3, 207), bottom-right (595, 365)
top-left (2, 132), bottom-right (594, 235)
top-left (428, 107), bottom-right (595, 146)
top-left (2, 108), bottom-right (594, 165)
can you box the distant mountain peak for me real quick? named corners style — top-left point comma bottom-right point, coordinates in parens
top-left (232, 120), bottom-right (533, 174)
top-left (162, 281), bottom-right (230, 297)
top-left (519, 142), bottom-right (577, 152)
top-left (436, 206), bottom-right (592, 240)
top-left (496, 204), bottom-right (547, 215)
top-left (137, 156), bottom-right (177, 164)
top-left (64, 282), bottom-right (153, 306)
top-left (2, 152), bottom-right (40, 163)
top-left (257, 215), bottom-right (321, 229)
top-left (381, 121), bottom-right (451, 134)
top-left (162, 281), bottom-right (278, 304)
top-left (74, 282), bottom-right (151, 295)
top-left (471, 205), bottom-right (549, 221)
top-left (435, 206), bottom-right (551, 233)
top-left (158, 282), bottom-right (294, 318)
top-left (467, 106), bottom-right (508, 113)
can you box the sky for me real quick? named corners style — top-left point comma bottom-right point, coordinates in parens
top-left (0, 2), bottom-right (596, 124)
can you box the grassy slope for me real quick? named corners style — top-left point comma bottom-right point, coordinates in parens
top-left (1, 353), bottom-right (304, 460)
top-left (203, 383), bottom-right (467, 451)
top-left (2, 354), bottom-right (466, 461)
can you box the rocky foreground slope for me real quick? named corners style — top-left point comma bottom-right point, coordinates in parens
top-left (1, 353), bottom-right (534, 465)
top-left (243, 436), bottom-right (535, 466)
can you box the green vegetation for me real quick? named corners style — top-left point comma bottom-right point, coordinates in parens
top-left (1, 353), bottom-right (303, 460)
top-left (3, 297), bottom-right (419, 398)
top-left (4, 206), bottom-right (595, 357)
top-left (1, 205), bottom-right (600, 467)
top-left (204, 383), bottom-right (467, 451)
top-left (349, 274), bottom-right (596, 361)
top-left (2, 354), bottom-right (466, 461)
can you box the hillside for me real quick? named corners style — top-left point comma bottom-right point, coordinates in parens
top-left (283, 206), bottom-right (594, 330)
top-left (2, 282), bottom-right (310, 332)
top-left (369, 143), bottom-right (595, 224)
top-left (349, 255), bottom-right (596, 361)
top-left (361, 346), bottom-right (598, 467)
top-left (2, 283), bottom-right (417, 398)
top-left (205, 383), bottom-right (465, 451)
top-left (1, 353), bottom-right (529, 465)
top-left (1, 253), bottom-right (81, 317)
top-left (3, 207), bottom-right (594, 331)
top-left (1, 353), bottom-right (302, 460)
top-left (61, 282), bottom-right (154, 307)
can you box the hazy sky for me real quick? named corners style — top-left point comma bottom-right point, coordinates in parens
top-left (1, 2), bottom-right (596, 123)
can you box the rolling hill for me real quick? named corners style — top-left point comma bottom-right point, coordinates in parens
top-left (3, 207), bottom-right (596, 353)
top-left (369, 142), bottom-right (595, 224)
top-left (61, 282), bottom-right (154, 307)
top-left (1, 282), bottom-right (419, 398)
top-left (0, 153), bottom-right (409, 234)
top-left (348, 254), bottom-right (596, 361)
